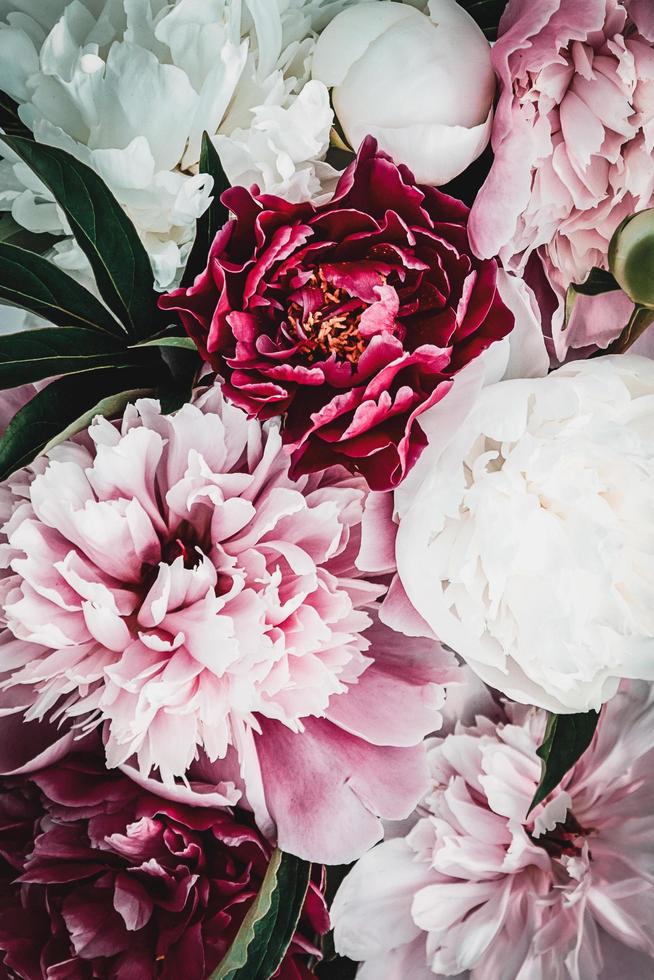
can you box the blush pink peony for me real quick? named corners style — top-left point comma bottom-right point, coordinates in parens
top-left (0, 386), bottom-right (457, 864)
top-left (332, 683), bottom-right (654, 979)
top-left (469, 0), bottom-right (654, 358)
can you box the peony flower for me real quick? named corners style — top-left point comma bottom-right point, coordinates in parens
top-left (160, 137), bottom-right (513, 491)
top-left (0, 750), bottom-right (328, 980)
top-left (468, 0), bottom-right (654, 359)
top-left (0, 0), bottom-right (345, 288)
top-left (331, 682), bottom-right (654, 980)
top-left (383, 354), bottom-right (654, 713)
top-left (311, 0), bottom-right (495, 186)
top-left (0, 384), bottom-right (457, 864)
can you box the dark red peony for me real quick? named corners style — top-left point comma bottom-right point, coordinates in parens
top-left (0, 753), bottom-right (327, 980)
top-left (160, 137), bottom-right (513, 491)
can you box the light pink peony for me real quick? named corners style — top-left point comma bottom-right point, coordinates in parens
top-left (332, 683), bottom-right (654, 979)
top-left (0, 386), bottom-right (457, 864)
top-left (469, 0), bottom-right (654, 358)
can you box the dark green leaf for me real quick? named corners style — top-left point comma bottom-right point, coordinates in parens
top-left (0, 215), bottom-right (19, 244)
top-left (0, 92), bottom-right (31, 138)
top-left (0, 243), bottom-right (126, 337)
top-left (0, 135), bottom-right (161, 339)
top-left (132, 336), bottom-right (198, 351)
top-left (456, 0), bottom-right (508, 39)
top-left (211, 850), bottom-right (311, 980)
top-left (0, 327), bottom-right (133, 388)
top-left (182, 132), bottom-right (230, 287)
top-left (603, 304), bottom-right (654, 355)
top-left (529, 710), bottom-right (600, 813)
top-left (0, 365), bottom-right (160, 479)
top-left (563, 267), bottom-right (620, 331)
top-left (570, 268), bottom-right (619, 296)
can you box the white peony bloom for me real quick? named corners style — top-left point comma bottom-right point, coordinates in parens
top-left (311, 0), bottom-right (495, 185)
top-left (390, 355), bottom-right (654, 713)
top-left (0, 0), bottom-right (346, 289)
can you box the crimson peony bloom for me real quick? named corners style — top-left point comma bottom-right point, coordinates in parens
top-left (0, 752), bottom-right (328, 980)
top-left (160, 137), bottom-right (513, 490)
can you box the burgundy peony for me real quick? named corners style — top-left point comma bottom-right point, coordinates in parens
top-left (0, 752), bottom-right (327, 980)
top-left (160, 137), bottom-right (513, 490)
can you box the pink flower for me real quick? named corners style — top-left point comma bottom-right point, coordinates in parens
top-left (469, 0), bottom-right (654, 359)
top-left (160, 137), bottom-right (513, 491)
top-left (331, 683), bottom-right (654, 979)
top-left (0, 386), bottom-right (456, 863)
top-left (0, 750), bottom-right (328, 980)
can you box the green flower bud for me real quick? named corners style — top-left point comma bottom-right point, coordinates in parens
top-left (608, 208), bottom-right (654, 309)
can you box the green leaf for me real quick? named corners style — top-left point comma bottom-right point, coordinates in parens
top-left (0, 135), bottom-right (161, 339)
top-left (604, 304), bottom-right (654, 355)
top-left (563, 267), bottom-right (620, 331)
top-left (0, 365), bottom-right (160, 479)
top-left (529, 710), bottom-right (600, 813)
top-left (211, 850), bottom-right (311, 980)
top-left (0, 243), bottom-right (126, 337)
top-left (456, 0), bottom-right (508, 39)
top-left (0, 215), bottom-right (20, 244)
top-left (41, 386), bottom-right (156, 456)
top-left (182, 132), bottom-right (230, 287)
top-left (0, 92), bottom-right (31, 138)
top-left (0, 327), bottom-right (133, 388)
top-left (132, 335), bottom-right (198, 351)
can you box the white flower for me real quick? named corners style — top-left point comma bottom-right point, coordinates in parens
top-left (311, 0), bottom-right (495, 185)
top-left (0, 0), bottom-right (345, 289)
top-left (389, 355), bottom-right (654, 713)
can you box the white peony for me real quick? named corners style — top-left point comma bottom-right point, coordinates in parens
top-left (0, 0), bottom-right (346, 289)
top-left (390, 355), bottom-right (654, 713)
top-left (311, 0), bottom-right (495, 185)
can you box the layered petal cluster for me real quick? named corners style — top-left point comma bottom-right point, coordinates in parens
top-left (0, 751), bottom-right (328, 980)
top-left (161, 137), bottom-right (513, 491)
top-left (387, 354), bottom-right (654, 713)
top-left (332, 683), bottom-right (654, 980)
top-left (0, 0), bottom-right (344, 287)
top-left (0, 386), bottom-right (456, 863)
top-left (469, 0), bottom-right (654, 357)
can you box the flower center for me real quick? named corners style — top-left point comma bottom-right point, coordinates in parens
top-left (532, 810), bottom-right (592, 860)
top-left (287, 268), bottom-right (367, 365)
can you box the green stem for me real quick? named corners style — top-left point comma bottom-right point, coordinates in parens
top-left (602, 305), bottom-right (654, 355)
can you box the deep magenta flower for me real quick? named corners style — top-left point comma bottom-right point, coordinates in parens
top-left (0, 752), bottom-right (328, 980)
top-left (160, 137), bottom-right (513, 490)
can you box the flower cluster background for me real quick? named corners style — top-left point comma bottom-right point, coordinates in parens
top-left (0, 1), bottom-right (653, 978)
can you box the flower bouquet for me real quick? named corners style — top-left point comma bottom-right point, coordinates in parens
top-left (0, 1), bottom-right (653, 978)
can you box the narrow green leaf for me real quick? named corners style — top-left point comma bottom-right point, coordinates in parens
top-left (211, 850), bottom-right (311, 980)
top-left (182, 132), bottom-right (230, 287)
top-left (604, 304), bottom-right (654, 355)
top-left (0, 215), bottom-right (20, 244)
top-left (563, 267), bottom-right (620, 331)
top-left (529, 710), bottom-right (600, 813)
top-left (0, 135), bottom-right (161, 339)
top-left (456, 0), bottom-right (509, 39)
top-left (0, 327), bottom-right (133, 388)
top-left (0, 243), bottom-right (125, 337)
top-left (0, 92), bottom-right (31, 138)
top-left (132, 336), bottom-right (198, 351)
top-left (41, 386), bottom-right (156, 456)
top-left (0, 365), bottom-right (159, 478)
top-left (571, 267), bottom-right (619, 297)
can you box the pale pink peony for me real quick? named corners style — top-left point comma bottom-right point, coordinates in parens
top-left (332, 683), bottom-right (654, 979)
top-left (0, 386), bottom-right (457, 864)
top-left (469, 0), bottom-right (654, 359)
